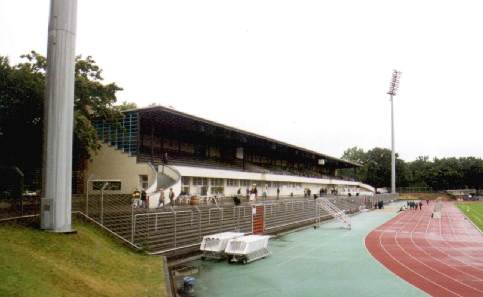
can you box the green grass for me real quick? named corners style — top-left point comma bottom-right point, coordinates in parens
top-left (0, 219), bottom-right (166, 297)
top-left (457, 202), bottom-right (483, 232)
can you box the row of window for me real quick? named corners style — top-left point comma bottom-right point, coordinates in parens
top-left (181, 177), bottom-right (303, 188)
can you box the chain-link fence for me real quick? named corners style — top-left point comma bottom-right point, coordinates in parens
top-left (0, 168), bottom-right (86, 221)
top-left (0, 195), bottom-right (41, 220)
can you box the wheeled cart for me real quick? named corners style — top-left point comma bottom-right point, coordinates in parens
top-left (225, 235), bottom-right (271, 264)
top-left (200, 232), bottom-right (245, 260)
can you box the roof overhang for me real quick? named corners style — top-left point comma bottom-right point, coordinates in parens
top-left (125, 105), bottom-right (361, 168)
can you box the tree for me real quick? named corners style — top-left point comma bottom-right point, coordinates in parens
top-left (341, 146), bottom-right (483, 191)
top-left (116, 101), bottom-right (138, 111)
top-left (0, 55), bottom-right (44, 170)
top-left (340, 147), bottom-right (368, 181)
top-left (340, 147), bottom-right (408, 189)
top-left (0, 51), bottom-right (136, 189)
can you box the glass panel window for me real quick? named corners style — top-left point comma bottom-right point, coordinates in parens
top-left (193, 177), bottom-right (208, 186)
top-left (181, 186), bottom-right (190, 195)
top-left (180, 142), bottom-right (195, 154)
top-left (181, 176), bottom-right (190, 186)
top-left (210, 186), bottom-right (224, 195)
top-left (211, 178), bottom-right (224, 186)
top-left (226, 179), bottom-right (239, 187)
top-left (139, 175), bottom-right (149, 190)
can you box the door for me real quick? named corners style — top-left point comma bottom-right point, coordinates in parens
top-left (252, 205), bottom-right (265, 234)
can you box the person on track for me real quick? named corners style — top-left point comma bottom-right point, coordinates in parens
top-left (419, 201), bottom-right (423, 210)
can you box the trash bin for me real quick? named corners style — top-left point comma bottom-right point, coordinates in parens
top-left (190, 196), bottom-right (199, 205)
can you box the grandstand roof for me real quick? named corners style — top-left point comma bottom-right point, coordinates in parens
top-left (126, 105), bottom-right (361, 168)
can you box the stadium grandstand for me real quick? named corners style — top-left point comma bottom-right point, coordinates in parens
top-left (86, 105), bottom-right (375, 207)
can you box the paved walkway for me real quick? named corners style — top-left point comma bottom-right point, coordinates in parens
top-left (192, 202), bottom-right (425, 297)
top-left (366, 201), bottom-right (483, 297)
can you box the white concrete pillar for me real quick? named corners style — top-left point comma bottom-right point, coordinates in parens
top-left (41, 0), bottom-right (77, 232)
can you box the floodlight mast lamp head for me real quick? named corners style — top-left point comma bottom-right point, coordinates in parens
top-left (387, 70), bottom-right (402, 96)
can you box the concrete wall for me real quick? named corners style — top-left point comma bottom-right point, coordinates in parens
top-left (84, 147), bottom-right (374, 206)
top-left (85, 143), bottom-right (156, 194)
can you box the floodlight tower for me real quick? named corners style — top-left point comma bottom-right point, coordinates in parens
top-left (41, 0), bottom-right (77, 232)
top-left (387, 70), bottom-right (401, 194)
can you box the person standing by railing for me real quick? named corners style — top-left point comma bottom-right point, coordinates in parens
top-left (132, 189), bottom-right (141, 208)
top-left (140, 190), bottom-right (147, 208)
top-left (169, 188), bottom-right (175, 206)
top-left (156, 187), bottom-right (165, 208)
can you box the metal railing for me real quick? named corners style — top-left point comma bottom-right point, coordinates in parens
top-left (1, 191), bottom-right (398, 255)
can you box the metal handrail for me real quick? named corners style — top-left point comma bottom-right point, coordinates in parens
top-left (74, 211), bottom-right (141, 250)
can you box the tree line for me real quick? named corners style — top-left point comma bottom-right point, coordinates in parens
top-left (0, 51), bottom-right (133, 191)
top-left (340, 147), bottom-right (483, 191)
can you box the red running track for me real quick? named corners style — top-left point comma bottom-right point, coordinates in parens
top-left (366, 201), bottom-right (483, 297)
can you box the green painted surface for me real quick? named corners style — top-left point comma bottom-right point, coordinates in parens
top-left (457, 202), bottom-right (483, 231)
top-left (191, 203), bottom-right (426, 297)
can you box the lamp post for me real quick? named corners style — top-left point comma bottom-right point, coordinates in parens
top-left (387, 70), bottom-right (401, 194)
top-left (41, 0), bottom-right (77, 232)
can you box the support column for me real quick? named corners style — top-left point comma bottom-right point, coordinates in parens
top-left (390, 94), bottom-right (396, 194)
top-left (41, 0), bottom-right (77, 232)
top-left (150, 121), bottom-right (154, 162)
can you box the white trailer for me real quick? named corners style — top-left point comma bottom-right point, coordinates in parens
top-left (225, 235), bottom-right (271, 264)
top-left (200, 232), bottom-right (245, 260)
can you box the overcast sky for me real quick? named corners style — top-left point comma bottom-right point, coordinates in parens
top-left (1, 0), bottom-right (482, 161)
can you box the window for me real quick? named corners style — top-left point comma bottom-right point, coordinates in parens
top-left (210, 186), bottom-right (224, 194)
top-left (210, 178), bottom-right (224, 194)
top-left (180, 142), bottom-right (195, 154)
top-left (139, 175), bottom-right (149, 190)
top-left (240, 180), bottom-right (249, 187)
top-left (193, 177), bottom-right (208, 186)
top-left (227, 179), bottom-right (239, 187)
top-left (163, 139), bottom-right (178, 150)
top-left (92, 181), bottom-right (121, 191)
top-left (181, 176), bottom-right (191, 186)
top-left (211, 178), bottom-right (224, 186)
top-left (182, 186), bottom-right (190, 195)
top-left (208, 147), bottom-right (221, 158)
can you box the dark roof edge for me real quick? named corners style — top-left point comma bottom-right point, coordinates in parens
top-left (124, 105), bottom-right (361, 167)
